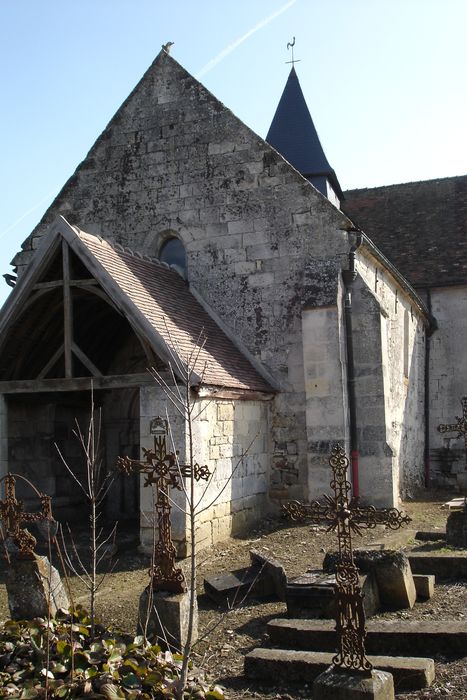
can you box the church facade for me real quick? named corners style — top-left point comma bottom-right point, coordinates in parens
top-left (0, 49), bottom-right (463, 551)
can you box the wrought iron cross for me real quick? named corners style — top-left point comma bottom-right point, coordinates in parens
top-left (117, 417), bottom-right (211, 594)
top-left (438, 396), bottom-right (467, 471)
top-left (0, 473), bottom-right (54, 559)
top-left (283, 445), bottom-right (411, 674)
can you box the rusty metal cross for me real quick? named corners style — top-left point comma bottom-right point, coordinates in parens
top-left (284, 445), bottom-right (411, 674)
top-left (438, 396), bottom-right (467, 471)
top-left (117, 417), bottom-right (211, 593)
top-left (0, 473), bottom-right (54, 559)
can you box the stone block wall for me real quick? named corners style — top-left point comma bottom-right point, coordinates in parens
top-left (354, 249), bottom-right (426, 504)
top-left (302, 287), bottom-right (349, 500)
top-left (192, 397), bottom-right (270, 550)
top-left (428, 286), bottom-right (467, 490)
top-left (139, 385), bottom-right (270, 554)
top-left (5, 395), bottom-right (92, 517)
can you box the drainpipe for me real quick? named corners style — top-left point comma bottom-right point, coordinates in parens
top-left (342, 232), bottom-right (362, 499)
top-left (424, 288), bottom-right (433, 487)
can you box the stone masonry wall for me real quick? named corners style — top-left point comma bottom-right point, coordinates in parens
top-left (139, 385), bottom-right (269, 554)
top-left (355, 249), bottom-right (426, 504)
top-left (428, 286), bottom-right (467, 491)
top-left (12, 51), bottom-right (351, 506)
top-left (302, 276), bottom-right (349, 500)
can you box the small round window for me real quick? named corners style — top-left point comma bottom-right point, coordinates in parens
top-left (159, 237), bottom-right (187, 277)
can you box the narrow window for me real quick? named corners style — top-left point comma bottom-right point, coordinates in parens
top-left (159, 237), bottom-right (187, 278)
top-left (403, 309), bottom-right (409, 379)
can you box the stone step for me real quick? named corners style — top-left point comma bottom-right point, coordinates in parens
top-left (267, 618), bottom-right (467, 657)
top-left (244, 648), bottom-right (435, 691)
top-left (408, 552), bottom-right (467, 579)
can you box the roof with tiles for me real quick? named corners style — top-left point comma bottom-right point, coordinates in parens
top-left (73, 228), bottom-right (272, 392)
top-left (343, 175), bottom-right (467, 288)
top-left (266, 67), bottom-right (343, 199)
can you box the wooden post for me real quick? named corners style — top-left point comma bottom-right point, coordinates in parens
top-left (62, 241), bottom-right (73, 378)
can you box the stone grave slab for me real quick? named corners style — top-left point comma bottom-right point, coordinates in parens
top-left (204, 565), bottom-right (262, 606)
top-left (443, 497), bottom-right (466, 510)
top-left (204, 550), bottom-right (287, 606)
top-left (323, 549), bottom-right (417, 609)
top-left (446, 509), bottom-right (467, 547)
top-left (250, 548), bottom-right (287, 601)
top-left (414, 530), bottom-right (446, 542)
top-left (313, 667), bottom-right (394, 700)
top-left (408, 552), bottom-right (467, 578)
top-left (244, 648), bottom-right (434, 691)
top-left (6, 554), bottom-right (69, 620)
top-left (267, 618), bottom-right (467, 657)
top-left (286, 570), bottom-right (379, 619)
top-left (138, 586), bottom-right (196, 651)
top-left (413, 574), bottom-right (435, 600)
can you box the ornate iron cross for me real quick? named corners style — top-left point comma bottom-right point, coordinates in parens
top-left (0, 473), bottom-right (54, 559)
top-left (283, 445), bottom-right (411, 674)
top-left (117, 417), bottom-right (211, 594)
top-left (438, 396), bottom-right (467, 471)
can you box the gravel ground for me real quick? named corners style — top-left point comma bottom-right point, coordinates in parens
top-left (0, 492), bottom-right (466, 698)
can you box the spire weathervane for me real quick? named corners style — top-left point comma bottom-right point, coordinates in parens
top-left (286, 37), bottom-right (300, 67)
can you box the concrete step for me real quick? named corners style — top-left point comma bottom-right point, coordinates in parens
top-left (408, 552), bottom-right (467, 579)
top-left (244, 648), bottom-right (435, 691)
top-left (267, 618), bottom-right (467, 657)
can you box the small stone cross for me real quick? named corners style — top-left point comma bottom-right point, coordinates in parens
top-left (438, 396), bottom-right (467, 471)
top-left (0, 473), bottom-right (54, 559)
top-left (117, 417), bottom-right (211, 593)
top-left (284, 445), bottom-right (411, 674)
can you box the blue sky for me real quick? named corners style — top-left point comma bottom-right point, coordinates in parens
top-left (1, 0), bottom-right (466, 306)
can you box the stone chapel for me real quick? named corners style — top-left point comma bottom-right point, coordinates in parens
top-left (0, 49), bottom-right (465, 552)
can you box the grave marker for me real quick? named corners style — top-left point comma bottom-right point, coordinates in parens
top-left (284, 445), bottom-right (412, 698)
top-left (118, 416), bottom-right (211, 593)
top-left (0, 473), bottom-right (54, 558)
top-left (438, 396), bottom-right (467, 471)
top-left (0, 473), bottom-right (68, 619)
top-left (118, 416), bottom-right (211, 648)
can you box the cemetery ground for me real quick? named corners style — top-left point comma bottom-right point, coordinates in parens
top-left (0, 491), bottom-right (465, 699)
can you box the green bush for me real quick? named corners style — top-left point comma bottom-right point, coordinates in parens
top-left (0, 607), bottom-right (224, 700)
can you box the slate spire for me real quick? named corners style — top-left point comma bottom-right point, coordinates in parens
top-left (266, 67), bottom-right (343, 204)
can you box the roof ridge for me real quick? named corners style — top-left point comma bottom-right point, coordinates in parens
top-left (84, 233), bottom-right (166, 268)
top-left (344, 173), bottom-right (467, 194)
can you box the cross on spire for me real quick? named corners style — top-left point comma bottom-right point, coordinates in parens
top-left (438, 396), bottom-right (467, 471)
top-left (0, 473), bottom-right (54, 559)
top-left (283, 444), bottom-right (411, 674)
top-left (286, 37), bottom-right (300, 67)
top-left (117, 417), bottom-right (211, 593)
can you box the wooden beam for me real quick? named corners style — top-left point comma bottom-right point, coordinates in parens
top-left (37, 343), bottom-right (64, 379)
top-left (33, 279), bottom-right (99, 290)
top-left (0, 373), bottom-right (156, 394)
top-left (71, 342), bottom-right (102, 377)
top-left (62, 241), bottom-right (73, 378)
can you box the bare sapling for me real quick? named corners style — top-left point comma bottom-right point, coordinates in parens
top-left (149, 327), bottom-right (258, 694)
top-left (55, 390), bottom-right (116, 638)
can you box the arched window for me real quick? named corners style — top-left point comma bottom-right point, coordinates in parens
top-left (158, 237), bottom-right (187, 278)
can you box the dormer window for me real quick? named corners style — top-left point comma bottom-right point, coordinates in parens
top-left (159, 237), bottom-right (187, 278)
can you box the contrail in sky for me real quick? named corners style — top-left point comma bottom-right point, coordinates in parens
top-left (0, 188), bottom-right (58, 241)
top-left (196, 0), bottom-right (297, 79)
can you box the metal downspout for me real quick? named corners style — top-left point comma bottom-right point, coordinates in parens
top-left (342, 233), bottom-right (362, 498)
top-left (424, 288), bottom-right (432, 487)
